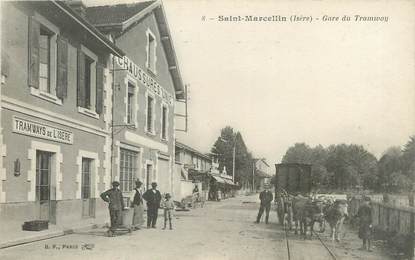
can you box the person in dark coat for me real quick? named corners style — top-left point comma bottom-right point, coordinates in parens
top-left (255, 185), bottom-right (274, 224)
top-left (130, 180), bottom-right (145, 230)
top-left (142, 182), bottom-right (162, 228)
top-left (100, 181), bottom-right (125, 231)
top-left (357, 196), bottom-right (373, 251)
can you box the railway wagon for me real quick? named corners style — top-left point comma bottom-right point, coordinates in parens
top-left (275, 163), bottom-right (312, 194)
top-left (275, 163), bottom-right (312, 225)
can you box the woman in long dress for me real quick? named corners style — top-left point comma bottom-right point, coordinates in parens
top-left (131, 180), bottom-right (145, 230)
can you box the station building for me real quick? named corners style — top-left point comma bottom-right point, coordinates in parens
top-left (84, 0), bottom-right (186, 203)
top-left (0, 1), bottom-right (124, 230)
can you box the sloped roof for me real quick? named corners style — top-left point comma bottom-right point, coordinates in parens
top-left (85, 1), bottom-right (154, 26)
top-left (176, 141), bottom-right (211, 161)
top-left (85, 0), bottom-right (185, 99)
top-left (20, 1), bottom-right (124, 57)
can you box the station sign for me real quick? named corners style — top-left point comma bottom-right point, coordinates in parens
top-left (13, 117), bottom-right (73, 144)
top-left (115, 56), bottom-right (174, 105)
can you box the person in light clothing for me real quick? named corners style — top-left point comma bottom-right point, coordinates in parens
top-left (162, 193), bottom-right (175, 230)
top-left (130, 180), bottom-right (145, 230)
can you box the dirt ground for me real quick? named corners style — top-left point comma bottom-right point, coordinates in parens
top-left (0, 194), bottom-right (392, 260)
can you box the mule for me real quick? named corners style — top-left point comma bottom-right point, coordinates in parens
top-left (292, 196), bottom-right (323, 239)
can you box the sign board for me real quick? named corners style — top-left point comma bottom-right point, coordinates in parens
top-left (13, 117), bottom-right (73, 144)
top-left (115, 56), bottom-right (174, 105)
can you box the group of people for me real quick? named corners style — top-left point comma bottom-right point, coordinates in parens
top-left (100, 180), bottom-right (175, 231)
top-left (254, 185), bottom-right (374, 251)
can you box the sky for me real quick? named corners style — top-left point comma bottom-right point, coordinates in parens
top-left (85, 0), bottom-right (415, 164)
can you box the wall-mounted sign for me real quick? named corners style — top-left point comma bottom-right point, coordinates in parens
top-left (13, 117), bottom-right (73, 144)
top-left (115, 56), bottom-right (174, 105)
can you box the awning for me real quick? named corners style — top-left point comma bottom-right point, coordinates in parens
top-left (225, 179), bottom-right (236, 186)
top-left (211, 175), bottom-right (238, 186)
top-left (211, 175), bottom-right (227, 184)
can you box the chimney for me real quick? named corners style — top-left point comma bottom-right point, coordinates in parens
top-left (66, 0), bottom-right (87, 18)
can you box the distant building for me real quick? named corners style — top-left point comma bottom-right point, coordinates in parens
top-left (0, 1), bottom-right (123, 229)
top-left (174, 141), bottom-right (212, 200)
top-left (84, 0), bottom-right (186, 202)
top-left (253, 158), bottom-right (272, 190)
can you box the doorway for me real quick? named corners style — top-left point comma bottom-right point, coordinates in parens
top-left (36, 151), bottom-right (52, 221)
top-left (81, 158), bottom-right (95, 217)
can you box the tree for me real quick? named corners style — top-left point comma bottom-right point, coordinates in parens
top-left (281, 143), bottom-right (331, 190)
top-left (377, 147), bottom-right (403, 192)
top-left (402, 136), bottom-right (415, 181)
top-left (325, 144), bottom-right (378, 190)
top-left (211, 126), bottom-right (253, 187)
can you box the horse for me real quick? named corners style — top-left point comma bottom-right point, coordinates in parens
top-left (324, 199), bottom-right (348, 242)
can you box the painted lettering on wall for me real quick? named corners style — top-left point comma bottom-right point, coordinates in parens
top-left (115, 56), bottom-right (174, 105)
top-left (13, 117), bottom-right (73, 144)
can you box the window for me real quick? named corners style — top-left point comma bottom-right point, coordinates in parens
top-left (39, 27), bottom-right (52, 93)
top-left (77, 45), bottom-right (102, 118)
top-left (146, 30), bottom-right (156, 73)
top-left (78, 52), bottom-right (95, 110)
top-left (161, 105), bottom-right (168, 140)
top-left (36, 151), bottom-right (52, 201)
top-left (127, 83), bottom-right (134, 124)
top-left (146, 95), bottom-right (155, 133)
top-left (81, 158), bottom-right (92, 199)
top-left (119, 149), bottom-right (138, 192)
top-left (28, 14), bottom-right (65, 105)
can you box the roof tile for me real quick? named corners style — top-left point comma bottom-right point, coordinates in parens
top-left (85, 1), bottom-right (155, 25)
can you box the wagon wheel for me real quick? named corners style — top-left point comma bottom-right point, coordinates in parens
top-left (287, 206), bottom-right (293, 230)
top-left (277, 197), bottom-right (284, 225)
top-left (318, 219), bottom-right (326, 233)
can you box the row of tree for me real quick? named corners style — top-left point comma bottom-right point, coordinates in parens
top-left (281, 136), bottom-right (415, 192)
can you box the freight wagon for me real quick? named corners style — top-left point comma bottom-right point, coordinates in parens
top-left (275, 163), bottom-right (312, 225)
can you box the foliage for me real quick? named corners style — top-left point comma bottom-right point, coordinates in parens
top-left (211, 126), bottom-right (254, 187)
top-left (402, 136), bottom-right (415, 181)
top-left (281, 143), bottom-right (378, 191)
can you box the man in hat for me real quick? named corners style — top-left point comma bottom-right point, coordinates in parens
top-left (100, 181), bottom-right (125, 230)
top-left (130, 180), bottom-right (144, 230)
top-left (255, 184), bottom-right (273, 224)
top-left (143, 182), bottom-right (162, 228)
top-left (357, 196), bottom-right (373, 251)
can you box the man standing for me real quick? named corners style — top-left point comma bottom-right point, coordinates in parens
top-left (100, 181), bottom-right (125, 231)
top-left (130, 180), bottom-right (145, 230)
top-left (143, 182), bottom-right (162, 228)
top-left (357, 196), bottom-right (373, 251)
top-left (255, 185), bottom-right (273, 224)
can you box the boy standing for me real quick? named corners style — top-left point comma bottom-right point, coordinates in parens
top-left (162, 193), bottom-right (175, 230)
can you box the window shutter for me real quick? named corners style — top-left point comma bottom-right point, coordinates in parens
top-left (56, 35), bottom-right (68, 99)
top-left (96, 63), bottom-right (104, 114)
top-left (77, 49), bottom-right (85, 107)
top-left (1, 51), bottom-right (9, 78)
top-left (28, 17), bottom-right (40, 88)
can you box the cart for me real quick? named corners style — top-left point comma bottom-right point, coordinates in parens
top-left (107, 208), bottom-right (133, 237)
top-left (275, 163), bottom-right (312, 228)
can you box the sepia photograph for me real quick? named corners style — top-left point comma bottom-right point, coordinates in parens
top-left (0, 0), bottom-right (414, 259)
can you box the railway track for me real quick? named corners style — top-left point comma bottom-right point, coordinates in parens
top-left (283, 225), bottom-right (337, 260)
